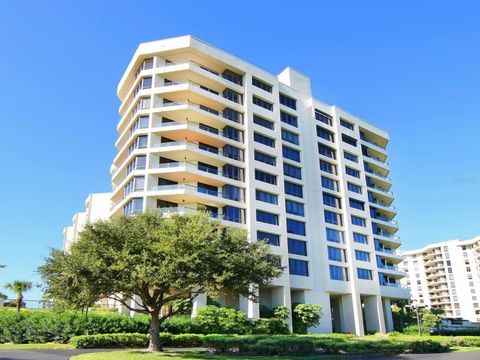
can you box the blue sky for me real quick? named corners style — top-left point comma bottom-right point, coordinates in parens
top-left (1, 1), bottom-right (479, 300)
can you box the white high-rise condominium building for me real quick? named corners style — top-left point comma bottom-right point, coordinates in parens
top-left (66, 35), bottom-right (409, 334)
top-left (400, 236), bottom-right (480, 322)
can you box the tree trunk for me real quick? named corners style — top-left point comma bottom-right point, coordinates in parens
top-left (16, 294), bottom-right (23, 313)
top-left (148, 310), bottom-right (162, 351)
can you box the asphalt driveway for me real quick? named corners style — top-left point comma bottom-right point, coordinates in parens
top-left (0, 349), bottom-right (111, 360)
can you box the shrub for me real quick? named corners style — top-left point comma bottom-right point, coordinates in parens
top-left (408, 339), bottom-right (449, 353)
top-left (171, 333), bottom-right (205, 347)
top-left (203, 335), bottom-right (256, 353)
top-left (254, 337), bottom-right (314, 355)
top-left (444, 336), bottom-right (480, 347)
top-left (292, 304), bottom-right (323, 334)
top-left (70, 333), bottom-right (149, 348)
top-left (251, 318), bottom-right (289, 335)
top-left (194, 306), bottom-right (253, 334)
top-left (160, 316), bottom-right (202, 334)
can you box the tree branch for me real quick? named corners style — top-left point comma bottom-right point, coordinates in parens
top-left (107, 294), bottom-right (148, 314)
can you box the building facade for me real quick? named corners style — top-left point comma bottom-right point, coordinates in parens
top-left (400, 236), bottom-right (480, 322)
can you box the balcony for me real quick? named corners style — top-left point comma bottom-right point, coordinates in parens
top-left (374, 231), bottom-right (399, 240)
top-left (360, 134), bottom-right (387, 151)
top-left (371, 215), bottom-right (399, 228)
top-left (148, 183), bottom-right (244, 205)
top-left (368, 183), bottom-right (393, 196)
top-left (363, 153), bottom-right (389, 168)
top-left (365, 168), bottom-right (391, 182)
top-left (156, 206), bottom-right (246, 225)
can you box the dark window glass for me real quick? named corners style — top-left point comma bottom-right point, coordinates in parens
top-left (285, 199), bottom-right (304, 216)
top-left (347, 182), bottom-right (362, 194)
top-left (252, 77), bottom-right (273, 92)
top-left (222, 184), bottom-right (242, 201)
top-left (280, 111), bottom-right (298, 127)
top-left (255, 169), bottom-right (277, 185)
top-left (353, 233), bottom-right (368, 244)
top-left (223, 205), bottom-right (242, 223)
top-left (253, 114), bottom-right (274, 130)
top-left (340, 119), bottom-right (354, 130)
top-left (256, 210), bottom-right (279, 225)
top-left (342, 133), bottom-right (357, 147)
top-left (346, 167), bottom-right (360, 178)
top-left (286, 219), bottom-right (305, 236)
top-left (344, 152), bottom-right (358, 162)
top-left (281, 129), bottom-right (299, 145)
top-left (329, 265), bottom-right (345, 280)
top-left (322, 176), bottom-right (337, 191)
top-left (283, 146), bottom-right (300, 162)
top-left (257, 231), bottom-right (279, 246)
top-left (279, 93), bottom-right (297, 110)
top-left (326, 228), bottom-right (343, 243)
top-left (355, 250), bottom-right (370, 262)
top-left (323, 193), bottom-right (341, 208)
top-left (284, 181), bottom-right (303, 198)
top-left (352, 215), bottom-right (366, 227)
top-left (254, 132), bottom-right (275, 147)
top-left (288, 239), bottom-right (307, 255)
top-left (357, 268), bottom-right (372, 280)
top-left (222, 69), bottom-right (243, 85)
top-left (223, 145), bottom-right (243, 161)
top-left (254, 151), bottom-right (276, 166)
top-left (318, 144), bottom-right (336, 159)
top-left (256, 189), bottom-right (278, 204)
top-left (289, 259), bottom-right (309, 276)
top-left (253, 95), bottom-right (273, 111)
top-left (283, 163), bottom-right (302, 179)
top-left (315, 110), bottom-right (332, 125)
top-left (317, 126), bottom-right (334, 142)
top-left (328, 246), bottom-right (343, 261)
top-left (325, 210), bottom-right (341, 225)
top-left (320, 160), bottom-right (337, 174)
top-left (349, 198), bottom-right (365, 210)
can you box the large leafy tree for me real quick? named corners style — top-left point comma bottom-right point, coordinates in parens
top-left (39, 211), bottom-right (282, 351)
top-left (4, 280), bottom-right (32, 312)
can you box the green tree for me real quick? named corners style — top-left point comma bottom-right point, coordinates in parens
top-left (4, 280), bottom-right (32, 312)
top-left (292, 303), bottom-right (323, 333)
top-left (391, 300), bottom-right (416, 331)
top-left (38, 211), bottom-right (282, 351)
top-left (420, 307), bottom-right (443, 334)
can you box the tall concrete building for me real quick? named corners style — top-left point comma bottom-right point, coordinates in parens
top-left (66, 35), bottom-right (408, 334)
top-left (400, 236), bottom-right (480, 322)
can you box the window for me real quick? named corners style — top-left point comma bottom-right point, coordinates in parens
top-left (287, 219), bottom-right (306, 236)
top-left (340, 119), bottom-right (354, 130)
top-left (128, 135), bottom-right (148, 154)
top-left (254, 132), bottom-right (275, 147)
top-left (223, 206), bottom-right (243, 223)
top-left (253, 114), bottom-right (274, 130)
top-left (256, 189), bottom-right (278, 204)
top-left (129, 115), bottom-right (149, 135)
top-left (124, 176), bottom-right (145, 196)
top-left (349, 198), bottom-right (365, 210)
top-left (346, 167), bottom-right (360, 178)
top-left (252, 77), bottom-right (272, 92)
top-left (284, 163), bottom-right (302, 179)
top-left (325, 210), bottom-right (342, 225)
top-left (127, 155), bottom-right (146, 174)
top-left (286, 200), bottom-right (304, 216)
top-left (257, 231), bottom-right (279, 246)
top-left (254, 151), bottom-right (276, 166)
top-left (357, 268), bottom-right (372, 280)
top-left (347, 182), bottom-right (362, 194)
top-left (283, 146), bottom-right (301, 162)
top-left (322, 176), bottom-right (337, 191)
top-left (353, 233), bottom-right (368, 244)
top-left (317, 126), bottom-right (335, 142)
top-left (323, 193), bottom-right (341, 208)
top-left (344, 152), bottom-right (358, 163)
top-left (289, 259), bottom-right (309, 276)
top-left (256, 210), bottom-right (279, 225)
top-left (355, 250), bottom-right (370, 262)
top-left (279, 93), bottom-right (297, 110)
top-left (222, 185), bottom-right (242, 201)
top-left (255, 169), bottom-right (277, 185)
top-left (315, 110), bottom-right (332, 125)
top-left (281, 129), bottom-right (299, 145)
top-left (280, 111), bottom-right (298, 127)
top-left (222, 69), bottom-right (243, 85)
top-left (320, 160), bottom-right (337, 174)
top-left (223, 145), bottom-right (243, 161)
top-left (342, 134), bottom-right (357, 147)
top-left (318, 144), bottom-right (336, 159)
top-left (288, 239), bottom-right (307, 255)
top-left (351, 215), bottom-right (366, 227)
top-left (284, 181), bottom-right (303, 198)
top-left (326, 228), bottom-right (343, 243)
top-left (253, 95), bottom-right (273, 111)
top-left (329, 265), bottom-right (345, 280)
top-left (123, 198), bottom-right (143, 215)
top-left (328, 246), bottom-right (343, 262)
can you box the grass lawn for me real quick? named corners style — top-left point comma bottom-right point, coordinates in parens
top-left (451, 346), bottom-right (480, 352)
top-left (0, 343), bottom-right (73, 350)
top-left (71, 351), bottom-right (348, 360)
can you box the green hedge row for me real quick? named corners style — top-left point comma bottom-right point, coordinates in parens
top-left (70, 333), bottom-right (451, 355)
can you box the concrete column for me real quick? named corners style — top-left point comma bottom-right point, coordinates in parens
top-left (341, 293), bottom-right (364, 335)
top-left (303, 290), bottom-right (332, 333)
top-left (238, 295), bottom-right (260, 319)
top-left (271, 286), bottom-right (293, 332)
top-left (382, 298), bottom-right (394, 332)
top-left (363, 295), bottom-right (386, 333)
top-left (191, 293), bottom-right (207, 318)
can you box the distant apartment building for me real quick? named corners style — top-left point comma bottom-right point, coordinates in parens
top-left (400, 236), bottom-right (480, 322)
top-left (64, 35), bottom-right (408, 334)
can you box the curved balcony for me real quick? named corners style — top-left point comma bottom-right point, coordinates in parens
top-left (156, 206), bottom-right (246, 227)
top-left (363, 153), bottom-right (389, 168)
top-left (367, 183), bottom-right (394, 199)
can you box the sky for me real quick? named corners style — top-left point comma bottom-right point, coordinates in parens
top-left (0, 0), bottom-right (480, 301)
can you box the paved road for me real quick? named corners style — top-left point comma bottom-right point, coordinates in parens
top-left (0, 350), bottom-right (479, 360)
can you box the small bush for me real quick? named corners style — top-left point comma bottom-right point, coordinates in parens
top-left (160, 316), bottom-right (202, 334)
top-left (408, 339), bottom-right (449, 353)
top-left (254, 337), bottom-right (315, 355)
top-left (70, 333), bottom-right (148, 348)
top-left (171, 333), bottom-right (204, 347)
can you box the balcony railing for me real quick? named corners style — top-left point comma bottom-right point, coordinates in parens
top-left (378, 264), bottom-right (399, 271)
top-left (370, 199), bottom-right (396, 210)
top-left (151, 140), bottom-right (244, 162)
top-left (368, 184), bottom-right (393, 195)
top-left (149, 183), bottom-right (244, 202)
top-left (364, 153), bottom-right (389, 166)
top-left (365, 168), bottom-right (391, 181)
top-left (154, 120), bottom-right (243, 143)
top-left (375, 231), bottom-right (400, 240)
top-left (372, 216), bottom-right (398, 226)
top-left (360, 135), bottom-right (387, 150)
top-left (156, 206), bottom-right (244, 224)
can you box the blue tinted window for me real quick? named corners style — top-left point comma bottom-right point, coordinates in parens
top-left (355, 250), bottom-right (370, 262)
top-left (256, 189), bottom-right (278, 204)
top-left (256, 210), bottom-right (279, 225)
top-left (286, 219), bottom-right (306, 236)
top-left (318, 144), bottom-right (336, 159)
top-left (253, 95), bottom-right (273, 111)
top-left (257, 231), bottom-right (279, 246)
top-left (323, 192), bottom-right (340, 208)
top-left (279, 93), bottom-right (297, 110)
top-left (348, 182), bottom-right (362, 194)
top-left (326, 228), bottom-right (343, 243)
top-left (282, 146), bottom-right (300, 162)
top-left (346, 167), bottom-right (360, 178)
top-left (317, 126), bottom-right (334, 141)
top-left (315, 110), bottom-right (332, 125)
top-left (284, 163), bottom-right (302, 179)
top-left (322, 176), bottom-right (337, 190)
top-left (255, 169), bottom-right (277, 185)
top-left (223, 206), bottom-right (242, 223)
top-left (253, 114), bottom-right (274, 129)
top-left (340, 119), bottom-right (354, 130)
top-left (328, 246), bottom-right (343, 261)
top-left (349, 198), bottom-right (365, 210)
top-left (329, 265), bottom-right (345, 281)
top-left (280, 111), bottom-right (298, 127)
top-left (344, 152), bottom-right (358, 163)
top-left (284, 181), bottom-right (303, 198)
top-left (357, 268), bottom-right (372, 280)
top-left (289, 258), bottom-right (308, 276)
top-left (252, 77), bottom-right (272, 93)
top-left (325, 210), bottom-right (341, 225)
top-left (254, 132), bottom-right (275, 147)
top-left (254, 151), bottom-right (276, 165)
top-left (288, 238), bottom-right (307, 255)
top-left (342, 133), bottom-right (357, 146)
top-left (320, 160), bottom-right (336, 174)
top-left (222, 185), bottom-right (242, 201)
top-left (281, 129), bottom-right (299, 145)
top-left (352, 216), bottom-right (366, 227)
top-left (285, 200), bottom-right (304, 216)
top-left (353, 233), bottom-right (368, 244)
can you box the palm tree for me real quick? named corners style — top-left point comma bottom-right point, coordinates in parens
top-left (4, 281), bottom-right (32, 312)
